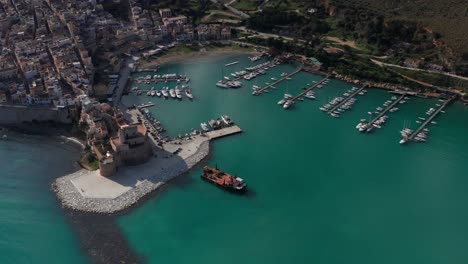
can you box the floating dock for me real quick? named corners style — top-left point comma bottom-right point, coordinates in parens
top-left (407, 97), bottom-right (454, 142)
top-left (365, 94), bottom-right (406, 133)
top-left (288, 76), bottom-right (329, 103)
top-left (231, 60), bottom-right (283, 83)
top-left (134, 68), bottom-right (159, 73)
top-left (137, 102), bottom-right (155, 109)
top-left (253, 66), bottom-right (303, 95)
top-left (326, 84), bottom-right (367, 115)
top-left (225, 61), bottom-right (239, 67)
top-left (134, 76), bottom-right (188, 84)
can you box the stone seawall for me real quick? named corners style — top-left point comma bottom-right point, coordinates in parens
top-left (53, 140), bottom-right (211, 213)
top-left (53, 125), bottom-right (243, 214)
top-left (0, 105), bottom-right (72, 124)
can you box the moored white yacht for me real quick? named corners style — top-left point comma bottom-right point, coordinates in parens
top-left (216, 80), bottom-right (229, 88)
top-left (175, 88), bottom-right (182, 99)
top-left (161, 89), bottom-right (169, 98)
top-left (278, 99), bottom-right (286, 105)
top-left (283, 100), bottom-right (293, 109)
top-left (185, 89), bottom-right (193, 99)
top-left (169, 89), bottom-right (176, 98)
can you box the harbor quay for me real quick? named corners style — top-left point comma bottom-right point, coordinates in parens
top-left (53, 125), bottom-right (242, 214)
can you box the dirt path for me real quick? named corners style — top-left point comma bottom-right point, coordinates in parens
top-left (139, 47), bottom-right (256, 68)
top-left (324, 36), bottom-right (363, 51)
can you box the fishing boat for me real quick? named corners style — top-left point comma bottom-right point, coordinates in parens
top-left (201, 166), bottom-right (247, 193)
top-left (208, 119), bottom-right (217, 129)
top-left (221, 115), bottom-right (233, 125)
top-left (200, 123), bottom-right (210, 132)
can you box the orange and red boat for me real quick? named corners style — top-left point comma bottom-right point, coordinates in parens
top-left (201, 166), bottom-right (247, 193)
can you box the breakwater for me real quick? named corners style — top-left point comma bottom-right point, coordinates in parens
top-left (53, 126), bottom-right (242, 214)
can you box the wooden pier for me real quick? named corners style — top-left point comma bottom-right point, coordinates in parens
top-left (288, 76), bottom-right (329, 103)
top-left (326, 84), bottom-right (367, 115)
top-left (407, 97), bottom-right (454, 141)
top-left (365, 94), bottom-right (406, 133)
top-left (253, 66), bottom-right (303, 95)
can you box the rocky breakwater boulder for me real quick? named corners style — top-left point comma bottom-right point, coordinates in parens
top-left (52, 140), bottom-right (211, 214)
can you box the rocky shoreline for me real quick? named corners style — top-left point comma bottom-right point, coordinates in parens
top-left (53, 141), bottom-right (210, 214)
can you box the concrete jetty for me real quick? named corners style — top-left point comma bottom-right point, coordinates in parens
top-left (407, 97), bottom-right (454, 142)
top-left (365, 94), bottom-right (406, 133)
top-left (53, 125), bottom-right (242, 213)
top-left (206, 125), bottom-right (242, 139)
top-left (230, 59), bottom-right (283, 83)
top-left (288, 76), bottom-right (329, 103)
top-left (253, 66), bottom-right (303, 95)
top-left (326, 84), bottom-right (367, 115)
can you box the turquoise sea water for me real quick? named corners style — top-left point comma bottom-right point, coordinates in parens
top-left (119, 54), bottom-right (468, 264)
top-left (1, 53), bottom-right (467, 264)
top-left (0, 134), bottom-right (87, 264)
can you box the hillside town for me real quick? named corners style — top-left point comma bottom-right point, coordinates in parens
top-left (0, 0), bottom-right (232, 108)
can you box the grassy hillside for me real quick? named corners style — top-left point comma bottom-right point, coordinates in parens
top-left (228, 0), bottom-right (468, 55)
top-left (330, 0), bottom-right (468, 54)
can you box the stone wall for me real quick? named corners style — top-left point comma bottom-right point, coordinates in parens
top-left (115, 141), bottom-right (152, 167)
top-left (0, 105), bottom-right (72, 124)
